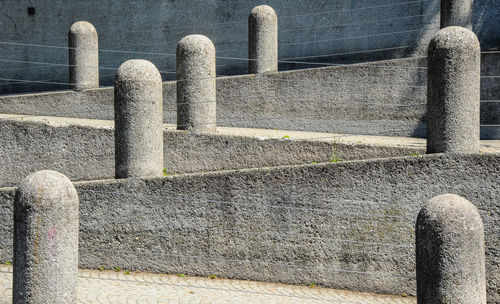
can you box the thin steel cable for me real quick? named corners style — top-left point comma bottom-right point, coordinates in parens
top-left (103, 13), bottom-right (436, 49)
top-left (115, 0), bottom-right (433, 33)
top-left (280, 28), bottom-right (437, 47)
top-left (0, 65), bottom-right (54, 71)
top-left (0, 58), bottom-right (117, 70)
top-left (280, 13), bottom-right (435, 33)
top-left (0, 55), bottom-right (429, 72)
top-left (0, 39), bottom-right (415, 62)
top-left (0, 77), bottom-right (73, 86)
top-left (280, 46), bottom-right (413, 61)
top-left (280, 0), bottom-right (433, 19)
top-left (0, 66), bottom-right (428, 87)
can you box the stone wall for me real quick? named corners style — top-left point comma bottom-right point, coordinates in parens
top-left (0, 0), bottom-right (498, 93)
top-left (0, 57), bottom-right (498, 138)
top-left (0, 153), bottom-right (498, 303)
top-left (0, 116), bottom-right (422, 187)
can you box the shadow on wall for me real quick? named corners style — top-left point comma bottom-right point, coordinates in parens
top-left (2, 0), bottom-right (498, 95)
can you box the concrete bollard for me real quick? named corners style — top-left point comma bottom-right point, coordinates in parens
top-left (176, 35), bottom-right (216, 133)
top-left (114, 59), bottom-right (164, 178)
top-left (248, 5), bottom-right (278, 74)
top-left (416, 194), bottom-right (486, 304)
top-left (69, 21), bottom-right (99, 90)
top-left (426, 26), bottom-right (480, 154)
top-left (13, 170), bottom-right (79, 303)
top-left (441, 0), bottom-right (474, 30)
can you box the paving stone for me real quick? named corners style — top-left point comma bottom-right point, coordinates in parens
top-left (0, 265), bottom-right (415, 303)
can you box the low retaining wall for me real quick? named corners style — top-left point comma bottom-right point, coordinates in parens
top-left (1, 56), bottom-right (498, 138)
top-left (0, 116), bottom-right (421, 187)
top-left (0, 153), bottom-right (498, 303)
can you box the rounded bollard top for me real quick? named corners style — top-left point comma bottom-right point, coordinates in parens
top-left (429, 26), bottom-right (480, 53)
top-left (15, 170), bottom-right (78, 207)
top-left (177, 35), bottom-right (215, 55)
top-left (417, 193), bottom-right (483, 230)
top-left (115, 59), bottom-right (162, 84)
top-left (250, 5), bottom-right (277, 19)
top-left (69, 21), bottom-right (97, 36)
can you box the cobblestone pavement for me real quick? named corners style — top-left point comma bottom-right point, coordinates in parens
top-left (0, 265), bottom-right (415, 303)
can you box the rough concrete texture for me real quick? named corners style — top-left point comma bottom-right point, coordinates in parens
top-left (427, 27), bottom-right (480, 153)
top-left (248, 5), bottom-right (278, 74)
top-left (176, 35), bottom-right (216, 133)
top-left (0, 153), bottom-right (498, 303)
top-left (13, 170), bottom-right (78, 303)
top-left (416, 194), bottom-right (486, 304)
top-left (114, 59), bottom-right (163, 178)
top-left (441, 0), bottom-right (474, 30)
top-left (0, 114), bottom-right (433, 188)
top-left (0, 56), bottom-right (498, 138)
top-left (0, 0), bottom-right (498, 94)
top-left (69, 21), bottom-right (99, 90)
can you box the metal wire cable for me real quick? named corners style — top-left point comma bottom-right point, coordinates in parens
top-left (113, 0), bottom-right (433, 33)
top-left (282, 13), bottom-right (436, 33)
top-left (0, 62), bottom-right (429, 87)
top-left (279, 46), bottom-right (413, 61)
top-left (279, 0), bottom-right (433, 19)
top-left (101, 13), bottom-right (436, 49)
top-left (280, 28), bottom-right (437, 47)
top-left (0, 53), bottom-right (429, 72)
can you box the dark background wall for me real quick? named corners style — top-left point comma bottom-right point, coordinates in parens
top-left (0, 0), bottom-right (498, 93)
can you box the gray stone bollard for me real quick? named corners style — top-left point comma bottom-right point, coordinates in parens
top-left (69, 21), bottom-right (99, 90)
top-left (441, 0), bottom-right (474, 30)
top-left (114, 59), bottom-right (164, 178)
top-left (416, 194), bottom-right (486, 304)
top-left (13, 170), bottom-right (79, 304)
top-left (426, 26), bottom-right (480, 154)
top-left (248, 5), bottom-right (278, 74)
top-left (176, 35), bottom-right (216, 133)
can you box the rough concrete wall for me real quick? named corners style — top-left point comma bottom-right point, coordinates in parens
top-left (0, 154), bottom-right (498, 303)
top-left (0, 118), bottom-right (422, 187)
top-left (1, 57), bottom-right (498, 138)
top-left (0, 0), bottom-right (497, 94)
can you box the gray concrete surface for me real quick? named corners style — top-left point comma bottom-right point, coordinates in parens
top-left (0, 153), bottom-right (498, 303)
top-left (441, 0), bottom-right (474, 30)
top-left (114, 60), bottom-right (164, 178)
top-left (427, 27), bottom-right (480, 153)
top-left (248, 5), bottom-right (278, 74)
top-left (69, 21), bottom-right (99, 90)
top-left (0, 0), bottom-right (498, 94)
top-left (0, 57), bottom-right (498, 138)
top-left (0, 265), bottom-right (417, 304)
top-left (416, 194), bottom-right (486, 304)
top-left (176, 35), bottom-right (217, 133)
top-left (13, 171), bottom-right (79, 303)
top-left (0, 113), bottom-right (436, 188)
